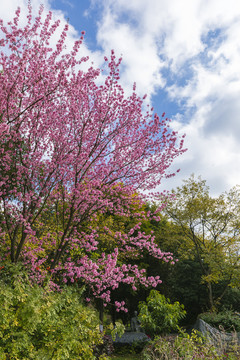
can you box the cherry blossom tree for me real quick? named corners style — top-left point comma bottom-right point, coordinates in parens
top-left (0, 5), bottom-right (186, 309)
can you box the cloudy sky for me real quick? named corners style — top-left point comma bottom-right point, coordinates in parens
top-left (1, 0), bottom-right (240, 196)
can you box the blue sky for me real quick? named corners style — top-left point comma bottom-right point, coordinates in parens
top-left (1, 0), bottom-right (240, 196)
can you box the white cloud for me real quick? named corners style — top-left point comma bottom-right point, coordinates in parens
top-left (96, 6), bottom-right (166, 96)
top-left (92, 0), bottom-right (240, 195)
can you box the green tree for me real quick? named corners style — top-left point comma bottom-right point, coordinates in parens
top-left (163, 175), bottom-right (240, 310)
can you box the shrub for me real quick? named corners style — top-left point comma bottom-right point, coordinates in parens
top-left (114, 340), bottom-right (148, 356)
top-left (199, 310), bottom-right (240, 332)
top-left (140, 330), bottom-right (239, 360)
top-left (138, 290), bottom-right (186, 337)
top-left (0, 263), bottom-right (105, 360)
top-left (94, 335), bottom-right (114, 358)
top-left (220, 288), bottom-right (240, 312)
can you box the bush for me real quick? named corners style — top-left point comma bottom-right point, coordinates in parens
top-left (220, 288), bottom-right (240, 312)
top-left (113, 340), bottom-right (148, 356)
top-left (0, 263), bottom-right (106, 360)
top-left (94, 335), bottom-right (114, 358)
top-left (140, 330), bottom-right (240, 360)
top-left (199, 310), bottom-right (240, 332)
top-left (138, 290), bottom-right (186, 337)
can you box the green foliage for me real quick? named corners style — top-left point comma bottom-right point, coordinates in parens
top-left (94, 335), bottom-right (114, 358)
top-left (0, 262), bottom-right (30, 286)
top-left (0, 264), bottom-right (105, 360)
top-left (109, 322), bottom-right (125, 341)
top-left (138, 290), bottom-right (186, 337)
top-left (167, 259), bottom-right (208, 323)
top-left (199, 310), bottom-right (240, 332)
top-left (220, 288), bottom-right (240, 312)
top-left (114, 340), bottom-right (148, 356)
top-left (164, 175), bottom-right (240, 311)
top-left (140, 329), bottom-right (239, 359)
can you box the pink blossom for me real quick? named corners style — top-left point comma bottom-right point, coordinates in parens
top-left (0, 5), bottom-right (185, 311)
